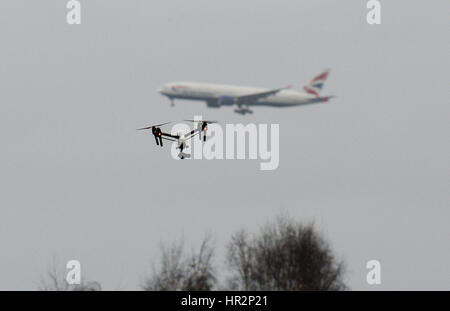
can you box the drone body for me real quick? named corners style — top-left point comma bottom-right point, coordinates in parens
top-left (137, 120), bottom-right (217, 159)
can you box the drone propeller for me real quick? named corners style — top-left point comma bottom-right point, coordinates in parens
top-left (183, 120), bottom-right (217, 124)
top-left (136, 122), bottom-right (171, 131)
top-left (137, 122), bottom-right (171, 147)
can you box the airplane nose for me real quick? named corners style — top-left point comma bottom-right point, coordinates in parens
top-left (157, 87), bottom-right (164, 94)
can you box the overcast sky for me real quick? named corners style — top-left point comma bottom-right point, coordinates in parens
top-left (0, 0), bottom-right (449, 290)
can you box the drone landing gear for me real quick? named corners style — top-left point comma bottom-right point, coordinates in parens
top-left (154, 134), bottom-right (163, 146)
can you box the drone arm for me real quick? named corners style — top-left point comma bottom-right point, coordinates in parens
top-left (184, 128), bottom-right (201, 140)
top-left (160, 132), bottom-right (179, 139)
top-left (161, 137), bottom-right (177, 142)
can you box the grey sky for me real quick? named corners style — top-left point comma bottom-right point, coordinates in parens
top-left (0, 0), bottom-right (449, 290)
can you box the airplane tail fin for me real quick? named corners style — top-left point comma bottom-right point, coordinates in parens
top-left (303, 69), bottom-right (330, 97)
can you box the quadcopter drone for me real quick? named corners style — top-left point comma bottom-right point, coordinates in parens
top-left (137, 120), bottom-right (217, 159)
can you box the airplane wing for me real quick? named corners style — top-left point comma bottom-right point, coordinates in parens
top-left (236, 86), bottom-right (291, 103)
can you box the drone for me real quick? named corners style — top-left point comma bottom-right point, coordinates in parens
top-left (137, 120), bottom-right (217, 159)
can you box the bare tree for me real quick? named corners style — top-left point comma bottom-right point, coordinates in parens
top-left (142, 235), bottom-right (216, 291)
top-left (227, 216), bottom-right (348, 291)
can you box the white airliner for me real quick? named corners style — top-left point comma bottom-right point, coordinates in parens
top-left (158, 70), bottom-right (334, 114)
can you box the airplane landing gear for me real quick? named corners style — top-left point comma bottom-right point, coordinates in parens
top-left (234, 108), bottom-right (253, 115)
top-left (235, 102), bottom-right (253, 115)
top-left (235, 103), bottom-right (253, 115)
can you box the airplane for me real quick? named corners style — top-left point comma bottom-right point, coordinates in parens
top-left (137, 120), bottom-right (217, 159)
top-left (158, 69), bottom-right (334, 114)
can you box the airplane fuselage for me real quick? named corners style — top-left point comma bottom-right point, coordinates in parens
top-left (159, 82), bottom-right (325, 108)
